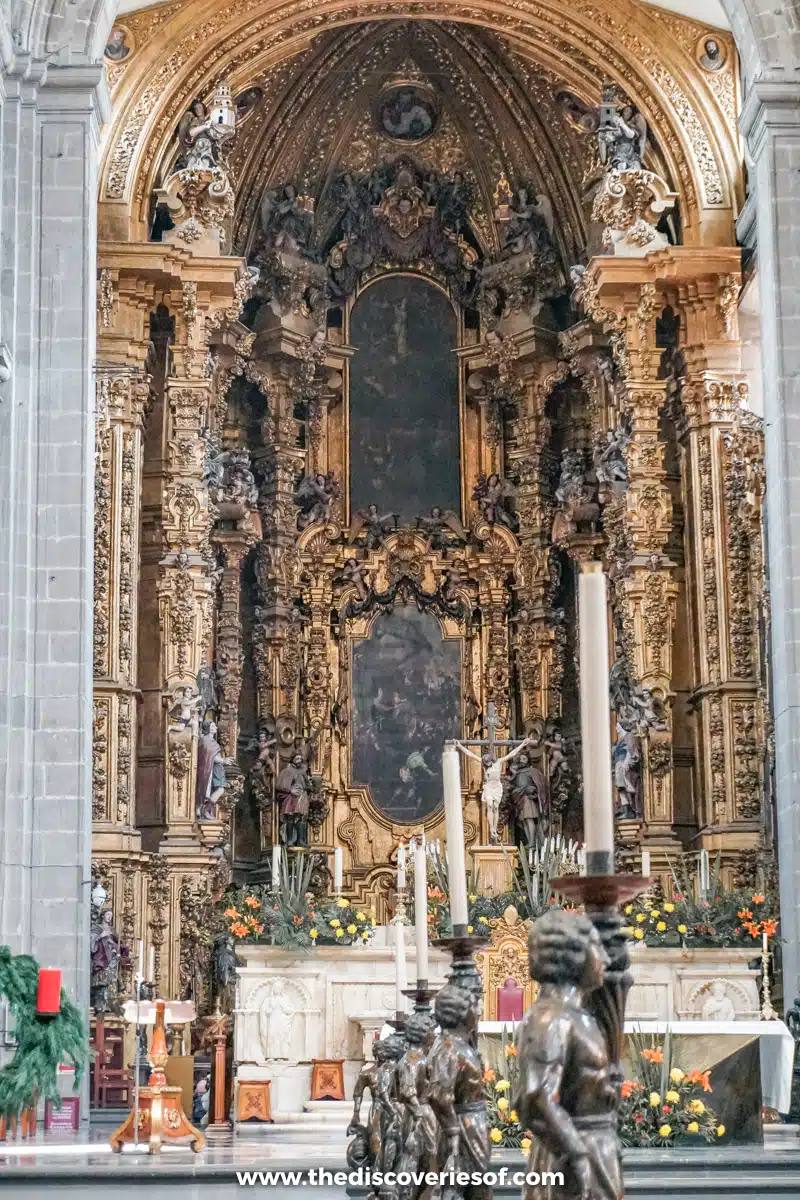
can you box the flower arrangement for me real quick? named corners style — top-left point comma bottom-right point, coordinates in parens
top-left (482, 1035), bottom-right (531, 1151)
top-left (619, 1037), bottom-right (725, 1148)
top-left (622, 889), bottom-right (778, 949)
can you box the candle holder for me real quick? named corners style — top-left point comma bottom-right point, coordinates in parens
top-left (402, 983), bottom-right (437, 1018)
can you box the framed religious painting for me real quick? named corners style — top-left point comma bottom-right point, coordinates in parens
top-left (374, 83), bottom-right (440, 144)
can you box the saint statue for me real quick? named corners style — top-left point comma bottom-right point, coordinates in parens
top-left (514, 910), bottom-right (619, 1200)
top-left (700, 980), bottom-right (736, 1022)
top-left (276, 752), bottom-right (311, 847)
top-left (90, 909), bottom-right (121, 1013)
top-left (259, 979), bottom-right (296, 1061)
top-left (196, 719), bottom-right (233, 821)
top-left (507, 751), bottom-right (549, 849)
top-left (472, 473), bottom-right (518, 532)
top-left (427, 983), bottom-right (491, 1199)
top-left (455, 737), bottom-right (533, 843)
top-left (613, 717), bottom-right (641, 820)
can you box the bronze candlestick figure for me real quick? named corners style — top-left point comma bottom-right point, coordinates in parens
top-left (514, 872), bottom-right (646, 1200)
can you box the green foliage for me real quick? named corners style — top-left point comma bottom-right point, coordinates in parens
top-left (0, 946), bottom-right (88, 1120)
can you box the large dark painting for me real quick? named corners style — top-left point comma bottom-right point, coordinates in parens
top-left (349, 275), bottom-right (460, 526)
top-left (351, 606), bottom-right (461, 823)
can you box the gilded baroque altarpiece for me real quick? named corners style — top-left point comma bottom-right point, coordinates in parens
top-left (90, 8), bottom-right (768, 1015)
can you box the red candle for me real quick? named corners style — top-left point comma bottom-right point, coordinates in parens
top-left (36, 968), bottom-right (62, 1015)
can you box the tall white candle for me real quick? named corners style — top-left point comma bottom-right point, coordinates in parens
top-left (148, 946), bottom-right (155, 982)
top-left (414, 843), bottom-right (429, 985)
top-left (442, 743), bottom-right (469, 929)
top-left (641, 850), bottom-right (651, 878)
top-left (137, 940), bottom-right (144, 981)
top-left (762, 928), bottom-right (768, 956)
top-left (397, 841), bottom-right (406, 890)
top-left (395, 919), bottom-right (408, 1014)
top-left (271, 843), bottom-right (281, 887)
top-left (699, 849), bottom-right (710, 895)
top-left (334, 847), bottom-right (343, 893)
top-left (578, 563), bottom-right (614, 870)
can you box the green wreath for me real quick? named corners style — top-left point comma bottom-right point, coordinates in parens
top-left (0, 946), bottom-right (88, 1120)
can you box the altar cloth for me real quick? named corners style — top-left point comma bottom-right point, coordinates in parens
top-left (479, 1018), bottom-right (795, 1114)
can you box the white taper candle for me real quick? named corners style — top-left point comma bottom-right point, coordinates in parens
top-left (641, 850), bottom-right (651, 878)
top-left (395, 919), bottom-right (408, 1014)
top-left (397, 841), bottom-right (406, 890)
top-left (148, 946), bottom-right (155, 982)
top-left (578, 562), bottom-right (614, 871)
top-left (442, 743), bottom-right (469, 929)
top-left (414, 842), bottom-right (429, 985)
top-left (137, 940), bottom-right (144, 980)
top-left (272, 843), bottom-right (281, 886)
top-left (334, 847), bottom-right (343, 893)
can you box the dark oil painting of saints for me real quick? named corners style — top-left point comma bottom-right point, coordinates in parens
top-left (351, 607), bottom-right (461, 822)
top-left (349, 275), bottom-right (461, 527)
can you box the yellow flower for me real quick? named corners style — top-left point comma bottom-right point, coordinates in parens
top-left (656, 921), bottom-right (667, 933)
top-left (687, 1100), bottom-right (705, 1115)
top-left (716, 1125), bottom-right (725, 1137)
top-left (489, 1128), bottom-right (503, 1144)
top-left (510, 1110), bottom-right (518, 1123)
top-left (467, 925), bottom-right (473, 933)
top-left (687, 1121), bottom-right (700, 1134)
top-left (622, 926), bottom-right (634, 936)
top-left (666, 1090), bottom-right (680, 1103)
top-left (361, 932), bottom-right (369, 941)
top-left (520, 1137), bottom-right (531, 1152)
top-left (649, 1092), bottom-right (661, 1108)
top-left (478, 916), bottom-right (489, 925)
top-left (337, 897), bottom-right (349, 908)
top-left (677, 924), bottom-right (688, 935)
top-left (658, 1124), bottom-right (672, 1138)
top-left (670, 1068), bottom-right (685, 1084)
top-left (347, 924), bottom-right (357, 935)
top-left (636, 913), bottom-right (646, 924)
top-left (495, 1080), bottom-right (511, 1092)
top-left (651, 910), bottom-right (660, 919)
top-left (335, 927), bottom-right (344, 938)
top-left (356, 912), bottom-right (366, 921)
top-left (329, 919), bottom-right (341, 928)
top-left (497, 1097), bottom-right (510, 1112)
top-left (310, 928), bottom-right (318, 939)
top-left (664, 903), bottom-right (675, 913)
top-left (624, 905), bottom-right (633, 915)
top-left (634, 929), bottom-right (645, 940)
top-left (469, 893), bottom-right (477, 903)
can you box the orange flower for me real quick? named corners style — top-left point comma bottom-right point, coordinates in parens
top-left (686, 1069), bottom-right (712, 1093)
top-left (253, 923), bottom-right (264, 935)
top-left (621, 1080), bottom-right (637, 1098)
top-left (752, 894), bottom-right (765, 904)
top-left (244, 895), bottom-right (260, 909)
top-left (231, 921), bottom-right (249, 938)
top-left (224, 907), bottom-right (240, 919)
top-left (762, 918), bottom-right (778, 938)
top-left (738, 909), bottom-right (752, 920)
top-left (504, 1043), bottom-right (518, 1058)
top-left (642, 1048), bottom-right (664, 1064)
top-left (483, 1068), bottom-right (496, 1083)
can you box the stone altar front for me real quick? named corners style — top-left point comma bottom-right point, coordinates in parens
top-left (233, 932), bottom-right (761, 1116)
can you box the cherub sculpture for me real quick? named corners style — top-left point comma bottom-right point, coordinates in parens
top-left (169, 685), bottom-right (203, 736)
top-left (514, 910), bottom-right (620, 1200)
top-left (472, 473), bottom-right (518, 532)
top-left (340, 556), bottom-right (370, 602)
top-left (595, 425), bottom-right (630, 488)
top-left (348, 502), bottom-right (399, 550)
top-left (416, 505), bottom-right (467, 555)
top-left (294, 471), bottom-right (338, 529)
top-left (455, 737), bottom-right (534, 843)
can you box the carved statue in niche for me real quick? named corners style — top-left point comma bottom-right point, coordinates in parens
top-left (415, 506), bottom-right (467, 556)
top-left (612, 715), bottom-right (642, 820)
top-left (597, 88), bottom-right (648, 172)
top-left (699, 980), bottom-right (736, 1022)
top-left (212, 931), bottom-right (238, 1012)
top-left (348, 503), bottom-right (399, 549)
top-left (295, 471), bottom-right (339, 529)
top-left (196, 719), bottom-right (233, 820)
top-left (275, 752), bottom-right (312, 847)
top-left (472, 473), bottom-right (518, 532)
top-left (221, 449), bottom-right (259, 507)
top-left (397, 1011), bottom-right (439, 1189)
top-left (90, 908), bottom-right (122, 1013)
top-left (428, 984), bottom-right (490, 1196)
top-left (455, 737), bottom-right (534, 844)
top-left (249, 727), bottom-right (276, 809)
top-left (551, 449), bottom-right (599, 544)
top-left (514, 910), bottom-right (619, 1200)
top-left (196, 664), bottom-right (218, 720)
top-left (595, 425), bottom-right (630, 489)
top-left (437, 171), bottom-right (473, 235)
top-left (259, 979), bottom-right (296, 1060)
top-left (259, 183), bottom-right (315, 258)
top-left (333, 170), bottom-right (371, 241)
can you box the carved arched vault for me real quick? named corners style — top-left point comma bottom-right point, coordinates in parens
top-left (99, 0), bottom-right (742, 249)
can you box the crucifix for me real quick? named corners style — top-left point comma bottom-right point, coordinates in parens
top-left (454, 702), bottom-right (532, 844)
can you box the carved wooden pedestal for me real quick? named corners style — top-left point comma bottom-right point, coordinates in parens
top-left (109, 999), bottom-right (205, 1154)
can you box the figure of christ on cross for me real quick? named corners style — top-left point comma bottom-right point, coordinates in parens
top-left (454, 702), bottom-right (534, 843)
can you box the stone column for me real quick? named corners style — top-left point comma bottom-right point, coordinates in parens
top-left (0, 61), bottom-right (108, 1008)
top-left (740, 81), bottom-right (800, 997)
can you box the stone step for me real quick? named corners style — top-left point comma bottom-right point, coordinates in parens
top-left (281, 1110), bottom-right (350, 1125)
top-left (304, 1100), bottom-right (352, 1113)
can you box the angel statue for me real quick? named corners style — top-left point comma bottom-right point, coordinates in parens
top-left (176, 99), bottom-right (217, 170)
top-left (294, 471), bottom-right (339, 529)
top-left (437, 170), bottom-right (472, 235)
top-left (597, 91), bottom-right (648, 172)
top-left (501, 185), bottom-right (554, 257)
top-left (259, 183), bottom-right (314, 256)
top-left (348, 502), bottom-right (399, 550)
top-left (169, 685), bottom-right (203, 736)
top-left (472, 473), bottom-right (518, 532)
top-left (340, 556), bottom-right (370, 602)
top-left (455, 736), bottom-right (534, 843)
top-left (415, 505), bottom-right (467, 556)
